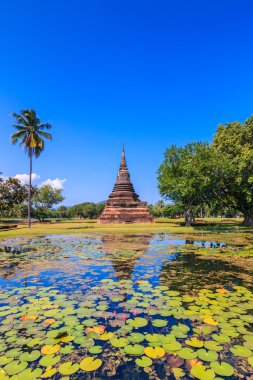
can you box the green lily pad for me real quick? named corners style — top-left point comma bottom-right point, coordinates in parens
top-left (230, 345), bottom-right (253, 357)
top-left (159, 334), bottom-right (176, 343)
top-left (86, 330), bottom-right (100, 339)
top-left (110, 337), bottom-right (128, 348)
top-left (151, 319), bottom-right (167, 327)
top-left (185, 338), bottom-right (204, 348)
top-left (99, 332), bottom-right (114, 341)
top-left (19, 350), bottom-right (41, 362)
top-left (4, 360), bottom-right (28, 376)
top-left (0, 356), bottom-right (13, 366)
top-left (128, 333), bottom-right (145, 343)
top-left (212, 334), bottom-right (231, 343)
top-left (197, 349), bottom-right (218, 362)
top-left (204, 341), bottom-right (223, 351)
top-left (5, 348), bottom-right (22, 358)
top-left (127, 317), bottom-right (148, 328)
top-left (80, 356), bottom-right (102, 372)
top-left (124, 344), bottom-right (144, 356)
top-left (191, 365), bottom-right (215, 380)
top-left (59, 361), bottom-right (79, 375)
top-left (39, 354), bottom-right (61, 367)
top-left (163, 341), bottom-right (182, 352)
top-left (89, 345), bottom-right (103, 354)
top-left (60, 345), bottom-right (74, 354)
top-left (210, 361), bottom-right (234, 376)
top-left (178, 348), bottom-right (197, 359)
top-left (14, 368), bottom-right (42, 380)
top-left (145, 334), bottom-right (161, 343)
top-left (135, 356), bottom-right (152, 367)
top-left (172, 367), bottom-right (185, 378)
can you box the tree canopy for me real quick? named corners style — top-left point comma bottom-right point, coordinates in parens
top-left (213, 115), bottom-right (253, 225)
top-left (157, 142), bottom-right (228, 225)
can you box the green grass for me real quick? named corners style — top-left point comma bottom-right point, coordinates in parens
top-left (0, 218), bottom-right (252, 246)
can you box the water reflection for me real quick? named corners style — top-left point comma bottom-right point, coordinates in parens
top-left (160, 252), bottom-right (252, 291)
top-left (102, 234), bottom-right (151, 282)
top-left (0, 234), bottom-right (252, 294)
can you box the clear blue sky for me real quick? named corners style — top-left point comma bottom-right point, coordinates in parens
top-left (0, 0), bottom-right (252, 205)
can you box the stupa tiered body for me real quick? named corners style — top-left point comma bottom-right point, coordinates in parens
top-left (99, 148), bottom-right (154, 224)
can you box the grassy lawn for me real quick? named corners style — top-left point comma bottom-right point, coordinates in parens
top-left (0, 217), bottom-right (252, 246)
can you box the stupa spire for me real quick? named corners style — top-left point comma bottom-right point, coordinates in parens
top-left (120, 144), bottom-right (127, 168)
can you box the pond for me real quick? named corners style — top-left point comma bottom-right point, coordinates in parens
top-left (0, 233), bottom-right (252, 379)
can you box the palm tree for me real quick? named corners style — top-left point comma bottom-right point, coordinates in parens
top-left (11, 109), bottom-right (52, 228)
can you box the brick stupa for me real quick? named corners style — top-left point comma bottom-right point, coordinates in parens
top-left (99, 147), bottom-right (154, 224)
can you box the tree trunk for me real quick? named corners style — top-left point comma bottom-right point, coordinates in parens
top-left (242, 214), bottom-right (253, 226)
top-left (185, 209), bottom-right (193, 226)
top-left (28, 154), bottom-right (32, 228)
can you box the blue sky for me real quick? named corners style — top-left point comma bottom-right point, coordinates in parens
top-left (0, 0), bottom-right (252, 205)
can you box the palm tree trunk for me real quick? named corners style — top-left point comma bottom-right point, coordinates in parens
top-left (28, 154), bottom-right (32, 228)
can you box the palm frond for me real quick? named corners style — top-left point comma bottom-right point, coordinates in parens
top-left (12, 113), bottom-right (29, 126)
top-left (19, 135), bottom-right (27, 147)
top-left (37, 131), bottom-right (52, 140)
top-left (39, 122), bottom-right (52, 130)
top-left (13, 125), bottom-right (29, 131)
top-left (11, 131), bottom-right (26, 144)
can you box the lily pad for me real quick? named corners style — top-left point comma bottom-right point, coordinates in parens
top-left (178, 348), bottom-right (197, 360)
top-left (14, 368), bottom-right (42, 380)
top-left (128, 333), bottom-right (145, 343)
top-left (127, 317), bottom-right (148, 328)
top-left (39, 354), bottom-right (61, 367)
top-left (151, 319), bottom-right (167, 327)
top-left (89, 345), bottom-right (103, 354)
top-left (80, 356), bottom-right (102, 372)
top-left (59, 361), bottom-right (79, 375)
top-left (19, 350), bottom-right (40, 362)
top-left (135, 356), bottom-right (153, 367)
top-left (230, 345), bottom-right (252, 357)
top-left (124, 344), bottom-right (144, 356)
top-left (197, 349), bottom-right (218, 362)
top-left (144, 346), bottom-right (165, 358)
top-left (204, 341), bottom-right (223, 351)
top-left (0, 356), bottom-right (13, 366)
top-left (212, 334), bottom-right (231, 343)
top-left (41, 344), bottom-right (60, 355)
top-left (40, 367), bottom-right (57, 378)
top-left (210, 361), bottom-right (234, 376)
top-left (172, 367), bottom-right (185, 378)
top-left (163, 341), bottom-right (182, 352)
top-left (100, 332), bottom-right (114, 341)
top-left (191, 365), bottom-right (215, 380)
top-left (110, 337), bottom-right (128, 348)
top-left (4, 360), bottom-right (28, 376)
top-left (186, 338), bottom-right (204, 348)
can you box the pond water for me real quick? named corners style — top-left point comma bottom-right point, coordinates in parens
top-left (0, 233), bottom-right (252, 379)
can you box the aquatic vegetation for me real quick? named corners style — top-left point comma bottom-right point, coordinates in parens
top-left (0, 234), bottom-right (252, 378)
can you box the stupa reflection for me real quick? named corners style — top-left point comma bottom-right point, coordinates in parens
top-left (101, 234), bottom-right (152, 282)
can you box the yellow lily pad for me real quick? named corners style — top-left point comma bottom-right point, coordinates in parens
top-left (144, 346), bottom-right (165, 359)
top-left (80, 357), bottom-right (102, 372)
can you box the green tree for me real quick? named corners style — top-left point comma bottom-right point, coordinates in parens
top-left (0, 177), bottom-right (27, 216)
top-left (163, 204), bottom-right (184, 218)
top-left (11, 109), bottom-right (52, 228)
top-left (157, 142), bottom-right (226, 226)
top-left (34, 185), bottom-right (64, 221)
top-left (68, 202), bottom-right (104, 219)
top-left (213, 115), bottom-right (253, 225)
top-left (57, 205), bottom-right (69, 218)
